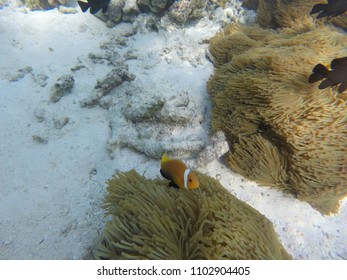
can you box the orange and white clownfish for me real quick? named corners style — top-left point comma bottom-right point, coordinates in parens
top-left (160, 153), bottom-right (199, 190)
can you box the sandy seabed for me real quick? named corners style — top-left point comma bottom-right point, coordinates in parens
top-left (0, 2), bottom-right (346, 260)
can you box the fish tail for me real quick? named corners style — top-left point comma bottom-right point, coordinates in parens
top-left (78, 1), bottom-right (90, 13)
top-left (310, 4), bottom-right (327, 15)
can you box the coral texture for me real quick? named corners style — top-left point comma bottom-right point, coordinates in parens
top-left (97, 0), bottom-right (210, 25)
top-left (168, 0), bottom-right (208, 24)
top-left (93, 170), bottom-right (291, 260)
top-left (107, 87), bottom-right (206, 159)
top-left (207, 23), bottom-right (347, 215)
top-left (24, 0), bottom-right (66, 10)
top-left (94, 0), bottom-right (126, 26)
top-left (50, 74), bottom-right (74, 103)
top-left (137, 0), bottom-right (174, 14)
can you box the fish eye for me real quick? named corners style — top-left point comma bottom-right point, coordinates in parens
top-left (189, 179), bottom-right (192, 182)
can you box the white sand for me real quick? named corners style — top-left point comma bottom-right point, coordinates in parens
top-left (0, 2), bottom-right (346, 259)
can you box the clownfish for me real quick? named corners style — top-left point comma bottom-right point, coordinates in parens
top-left (160, 153), bottom-right (199, 190)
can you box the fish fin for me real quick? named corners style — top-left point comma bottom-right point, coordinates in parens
top-left (330, 57), bottom-right (347, 69)
top-left (313, 64), bottom-right (329, 74)
top-left (160, 168), bottom-right (179, 189)
top-left (161, 152), bottom-right (170, 164)
top-left (102, 6), bottom-right (108, 13)
top-left (90, 6), bottom-right (100, 14)
top-left (338, 82), bottom-right (347, 94)
top-left (169, 182), bottom-right (180, 189)
top-left (310, 4), bottom-right (327, 15)
top-left (319, 78), bottom-right (336, 89)
top-left (160, 169), bottom-right (170, 181)
top-left (308, 64), bottom-right (328, 83)
top-left (316, 11), bottom-right (331, 18)
top-left (78, 1), bottom-right (90, 13)
top-left (308, 72), bottom-right (324, 83)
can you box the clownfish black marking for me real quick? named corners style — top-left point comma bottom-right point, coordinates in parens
top-left (160, 153), bottom-right (199, 190)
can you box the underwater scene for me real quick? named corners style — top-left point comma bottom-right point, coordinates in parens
top-left (0, 0), bottom-right (346, 260)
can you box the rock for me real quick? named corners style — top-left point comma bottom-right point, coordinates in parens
top-left (0, 0), bottom-right (10, 9)
top-left (88, 49), bottom-right (122, 66)
top-left (80, 65), bottom-right (135, 108)
top-left (168, 0), bottom-right (208, 24)
top-left (107, 86), bottom-right (206, 159)
top-left (98, 96), bottom-right (114, 109)
top-left (122, 97), bottom-right (165, 122)
top-left (24, 0), bottom-right (66, 10)
top-left (9, 66), bottom-right (33, 82)
top-left (137, 0), bottom-right (169, 14)
top-left (135, 0), bottom-right (208, 24)
top-left (50, 74), bottom-right (74, 103)
top-left (70, 65), bottom-right (86, 72)
top-left (58, 6), bottom-right (78, 14)
top-left (122, 0), bottom-right (140, 21)
top-left (94, 0), bottom-right (125, 25)
top-left (123, 49), bottom-right (138, 60)
top-left (33, 101), bottom-right (49, 122)
top-left (33, 73), bottom-right (48, 87)
top-left (53, 116), bottom-right (69, 129)
top-left (157, 91), bottom-right (203, 125)
top-left (32, 134), bottom-right (48, 144)
top-left (94, 66), bottom-right (136, 96)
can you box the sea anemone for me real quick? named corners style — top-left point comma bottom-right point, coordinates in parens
top-left (207, 23), bottom-right (347, 214)
top-left (93, 170), bottom-right (291, 260)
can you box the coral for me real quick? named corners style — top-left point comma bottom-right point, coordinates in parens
top-left (107, 87), bottom-right (206, 159)
top-left (0, 0), bottom-right (10, 9)
top-left (33, 72), bottom-right (48, 87)
top-left (9, 66), bottom-right (33, 82)
top-left (168, 0), bottom-right (208, 24)
top-left (58, 6), bottom-right (78, 14)
top-left (207, 24), bottom-right (347, 214)
top-left (50, 74), bottom-right (74, 103)
top-left (86, 0), bottom-right (258, 26)
top-left (80, 64), bottom-right (136, 108)
top-left (94, 67), bottom-right (135, 95)
top-left (122, 0), bottom-right (140, 21)
top-left (137, 0), bottom-right (174, 14)
top-left (24, 0), bottom-right (66, 10)
top-left (93, 170), bottom-right (291, 260)
top-left (53, 116), bottom-right (69, 129)
top-left (210, 0), bottom-right (228, 9)
top-left (94, 0), bottom-right (125, 26)
top-left (32, 134), bottom-right (48, 144)
top-left (97, 0), bottom-right (213, 25)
